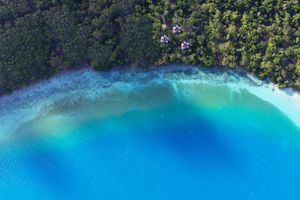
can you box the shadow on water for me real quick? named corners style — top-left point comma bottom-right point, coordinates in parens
top-left (25, 148), bottom-right (81, 199)
top-left (136, 103), bottom-right (238, 168)
top-left (165, 124), bottom-right (232, 165)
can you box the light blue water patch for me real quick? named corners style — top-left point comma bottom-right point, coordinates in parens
top-left (0, 66), bottom-right (300, 199)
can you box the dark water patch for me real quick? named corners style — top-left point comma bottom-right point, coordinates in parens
top-left (148, 105), bottom-right (237, 167)
top-left (92, 104), bottom-right (238, 169)
top-left (1, 66), bottom-right (300, 199)
top-left (24, 148), bottom-right (82, 199)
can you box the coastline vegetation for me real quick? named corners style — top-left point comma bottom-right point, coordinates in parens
top-left (0, 0), bottom-right (299, 95)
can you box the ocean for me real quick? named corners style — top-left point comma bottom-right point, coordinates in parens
top-left (1, 65), bottom-right (300, 199)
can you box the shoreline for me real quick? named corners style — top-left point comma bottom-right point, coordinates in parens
top-left (1, 64), bottom-right (300, 139)
top-left (1, 63), bottom-right (299, 100)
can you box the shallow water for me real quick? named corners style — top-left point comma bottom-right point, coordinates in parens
top-left (1, 66), bottom-right (300, 199)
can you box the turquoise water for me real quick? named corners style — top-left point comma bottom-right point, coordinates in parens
top-left (1, 66), bottom-right (300, 199)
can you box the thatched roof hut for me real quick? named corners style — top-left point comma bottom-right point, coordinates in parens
top-left (160, 35), bottom-right (170, 44)
top-left (172, 25), bottom-right (182, 34)
top-left (181, 41), bottom-right (190, 49)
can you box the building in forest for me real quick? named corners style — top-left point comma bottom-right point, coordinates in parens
top-left (160, 35), bottom-right (170, 44)
top-left (181, 41), bottom-right (190, 49)
top-left (172, 25), bottom-right (182, 34)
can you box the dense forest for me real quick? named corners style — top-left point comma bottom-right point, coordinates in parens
top-left (0, 0), bottom-right (300, 95)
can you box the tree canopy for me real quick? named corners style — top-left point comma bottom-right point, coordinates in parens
top-left (0, 0), bottom-right (299, 94)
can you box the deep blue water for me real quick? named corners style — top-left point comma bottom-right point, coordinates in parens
top-left (1, 67), bottom-right (300, 199)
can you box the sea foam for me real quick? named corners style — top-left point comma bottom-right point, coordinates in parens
top-left (0, 65), bottom-right (299, 140)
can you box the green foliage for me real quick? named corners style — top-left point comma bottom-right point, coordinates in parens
top-left (90, 43), bottom-right (115, 70)
top-left (43, 7), bottom-right (89, 69)
top-left (296, 63), bottom-right (300, 76)
top-left (0, 0), bottom-right (299, 95)
top-left (0, 13), bottom-right (52, 92)
top-left (120, 16), bottom-right (160, 66)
